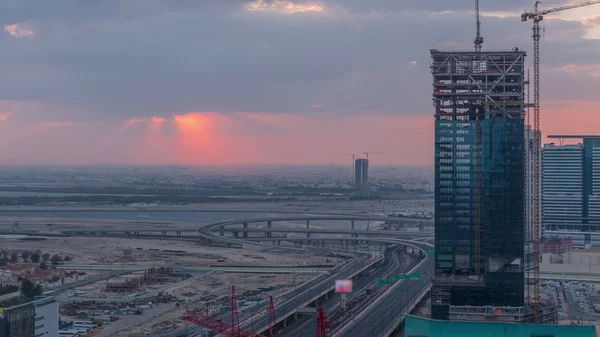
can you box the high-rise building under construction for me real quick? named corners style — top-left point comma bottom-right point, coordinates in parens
top-left (354, 158), bottom-right (369, 190)
top-left (431, 49), bottom-right (526, 321)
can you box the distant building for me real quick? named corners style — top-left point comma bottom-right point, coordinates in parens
top-left (354, 158), bottom-right (369, 190)
top-left (543, 136), bottom-right (600, 246)
top-left (0, 296), bottom-right (58, 337)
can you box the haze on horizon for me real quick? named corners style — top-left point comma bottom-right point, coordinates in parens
top-left (0, 0), bottom-right (599, 166)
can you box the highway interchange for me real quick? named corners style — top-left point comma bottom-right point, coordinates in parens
top-left (4, 212), bottom-right (434, 337)
top-left (192, 215), bottom-right (434, 337)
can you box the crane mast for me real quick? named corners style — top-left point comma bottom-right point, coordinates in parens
top-left (521, 0), bottom-right (600, 323)
top-left (473, 0), bottom-right (483, 278)
top-left (474, 0), bottom-right (483, 51)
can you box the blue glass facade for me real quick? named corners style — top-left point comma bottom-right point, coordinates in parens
top-left (431, 50), bottom-right (526, 320)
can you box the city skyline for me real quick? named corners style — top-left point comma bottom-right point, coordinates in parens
top-left (0, 1), bottom-right (599, 165)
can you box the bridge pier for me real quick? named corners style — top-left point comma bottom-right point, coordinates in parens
top-left (351, 220), bottom-right (355, 230)
top-left (306, 220), bottom-right (310, 239)
top-left (220, 226), bottom-right (225, 237)
top-left (176, 231), bottom-right (181, 237)
top-left (233, 231), bottom-right (239, 238)
top-left (267, 221), bottom-right (272, 238)
top-left (243, 222), bottom-right (248, 238)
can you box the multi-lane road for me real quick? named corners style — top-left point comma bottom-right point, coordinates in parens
top-left (279, 245), bottom-right (418, 336)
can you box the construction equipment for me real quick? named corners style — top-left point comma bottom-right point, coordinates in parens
top-left (362, 151), bottom-right (382, 160)
top-left (473, 0), bottom-right (483, 278)
top-left (182, 286), bottom-right (262, 337)
top-left (315, 307), bottom-right (329, 337)
top-left (347, 153), bottom-right (357, 179)
top-left (521, 0), bottom-right (600, 323)
top-left (268, 296), bottom-right (278, 337)
top-left (474, 0), bottom-right (483, 51)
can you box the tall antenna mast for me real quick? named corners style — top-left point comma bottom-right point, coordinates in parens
top-left (474, 0), bottom-right (483, 51)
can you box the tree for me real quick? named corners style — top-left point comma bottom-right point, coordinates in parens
top-left (63, 256), bottom-right (72, 262)
top-left (42, 253), bottom-right (50, 262)
top-left (39, 261), bottom-right (48, 270)
top-left (21, 251), bottom-right (30, 262)
top-left (20, 279), bottom-right (36, 298)
top-left (10, 252), bottom-right (18, 263)
top-left (31, 253), bottom-right (40, 263)
top-left (50, 255), bottom-right (62, 266)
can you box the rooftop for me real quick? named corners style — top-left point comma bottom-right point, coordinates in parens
top-left (0, 264), bottom-right (36, 272)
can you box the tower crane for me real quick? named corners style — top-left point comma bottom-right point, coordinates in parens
top-left (362, 151), bottom-right (383, 160)
top-left (474, 0), bottom-right (483, 51)
top-left (346, 153), bottom-right (357, 179)
top-left (521, 0), bottom-right (600, 323)
top-left (473, 0), bottom-right (484, 279)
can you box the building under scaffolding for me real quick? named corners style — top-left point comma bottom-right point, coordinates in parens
top-left (105, 266), bottom-right (187, 293)
top-left (430, 49), bottom-right (545, 322)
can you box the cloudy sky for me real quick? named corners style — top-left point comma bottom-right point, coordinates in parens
top-left (0, 0), bottom-right (598, 165)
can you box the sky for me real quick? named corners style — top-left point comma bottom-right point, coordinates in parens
top-left (0, 0), bottom-right (599, 166)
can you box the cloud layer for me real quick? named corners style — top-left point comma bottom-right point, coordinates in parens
top-left (0, 0), bottom-right (598, 164)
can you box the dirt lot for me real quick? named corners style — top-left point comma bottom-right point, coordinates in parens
top-left (126, 272), bottom-right (314, 336)
top-left (0, 236), bottom-right (331, 266)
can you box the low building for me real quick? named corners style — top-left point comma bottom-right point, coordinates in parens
top-left (0, 296), bottom-right (58, 337)
top-left (0, 264), bottom-right (36, 278)
top-left (405, 315), bottom-right (596, 337)
top-left (0, 264), bottom-right (62, 285)
top-left (541, 239), bottom-right (573, 254)
top-left (541, 247), bottom-right (600, 276)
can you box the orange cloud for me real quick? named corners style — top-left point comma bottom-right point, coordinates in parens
top-left (555, 63), bottom-right (600, 77)
top-left (4, 24), bottom-right (33, 38)
top-left (246, 0), bottom-right (324, 14)
top-left (542, 100), bottom-right (600, 142)
top-left (584, 15), bottom-right (600, 26)
top-left (0, 111), bottom-right (12, 121)
top-left (124, 118), bottom-right (148, 127)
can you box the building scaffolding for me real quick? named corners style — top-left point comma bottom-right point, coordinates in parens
top-left (431, 49), bottom-right (527, 320)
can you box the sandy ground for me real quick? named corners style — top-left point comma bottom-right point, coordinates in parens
top-left (125, 272), bottom-right (314, 336)
top-left (0, 236), bottom-right (331, 267)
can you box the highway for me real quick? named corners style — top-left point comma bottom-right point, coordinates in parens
top-left (335, 240), bottom-right (433, 337)
top-left (236, 253), bottom-right (383, 334)
top-left (279, 245), bottom-right (418, 337)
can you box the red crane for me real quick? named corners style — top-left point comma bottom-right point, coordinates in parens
top-left (183, 286), bottom-right (263, 337)
top-left (315, 307), bottom-right (329, 337)
top-left (268, 296), bottom-right (278, 337)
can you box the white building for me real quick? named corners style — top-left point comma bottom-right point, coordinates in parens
top-left (0, 296), bottom-right (58, 337)
top-left (34, 296), bottom-right (59, 337)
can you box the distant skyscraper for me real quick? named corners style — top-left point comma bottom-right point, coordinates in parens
top-left (542, 143), bottom-right (584, 228)
top-left (354, 158), bottom-right (368, 190)
top-left (431, 49), bottom-right (526, 321)
top-left (542, 136), bottom-right (600, 247)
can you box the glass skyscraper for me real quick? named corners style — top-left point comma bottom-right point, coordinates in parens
top-left (431, 50), bottom-right (526, 320)
top-left (543, 136), bottom-right (600, 246)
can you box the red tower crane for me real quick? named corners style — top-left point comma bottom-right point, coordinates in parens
top-left (183, 286), bottom-right (263, 337)
top-left (315, 307), bottom-right (329, 337)
top-left (268, 296), bottom-right (278, 337)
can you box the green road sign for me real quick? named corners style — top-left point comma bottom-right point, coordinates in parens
top-left (378, 279), bottom-right (395, 285)
top-left (426, 250), bottom-right (434, 255)
top-left (409, 273), bottom-right (421, 279)
top-left (394, 273), bottom-right (421, 280)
